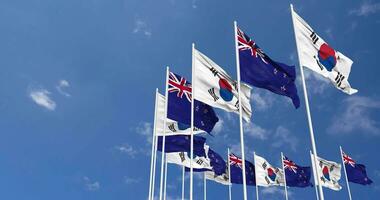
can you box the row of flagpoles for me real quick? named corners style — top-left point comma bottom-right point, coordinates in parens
top-left (147, 4), bottom-right (370, 200)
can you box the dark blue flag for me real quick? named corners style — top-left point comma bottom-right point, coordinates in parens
top-left (237, 27), bottom-right (300, 108)
top-left (229, 154), bottom-right (255, 185)
top-left (343, 151), bottom-right (373, 185)
top-left (283, 155), bottom-right (312, 187)
top-left (157, 135), bottom-right (206, 157)
top-left (167, 72), bottom-right (219, 133)
top-left (185, 146), bottom-right (226, 176)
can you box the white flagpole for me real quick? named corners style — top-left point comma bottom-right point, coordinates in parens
top-left (190, 43), bottom-right (195, 200)
top-left (310, 151), bottom-right (320, 200)
top-left (290, 4), bottom-right (324, 200)
top-left (159, 67), bottom-right (170, 200)
top-left (164, 156), bottom-right (168, 200)
top-left (234, 20), bottom-right (248, 200)
top-left (182, 166), bottom-right (185, 200)
top-left (228, 148), bottom-right (232, 200)
top-left (151, 126), bottom-right (159, 200)
top-left (204, 172), bottom-right (207, 200)
top-left (254, 152), bottom-right (259, 200)
top-left (148, 89), bottom-right (159, 200)
top-left (340, 146), bottom-right (353, 200)
top-left (281, 152), bottom-right (289, 200)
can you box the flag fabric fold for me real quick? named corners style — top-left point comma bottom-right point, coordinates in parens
top-left (311, 153), bottom-right (342, 191)
top-left (157, 135), bottom-right (206, 157)
top-left (254, 154), bottom-right (285, 187)
top-left (342, 150), bottom-right (373, 185)
top-left (166, 145), bottom-right (212, 170)
top-left (283, 155), bottom-right (312, 187)
top-left (237, 27), bottom-right (300, 108)
top-left (229, 154), bottom-right (256, 185)
top-left (291, 9), bottom-right (357, 95)
top-left (193, 48), bottom-right (252, 122)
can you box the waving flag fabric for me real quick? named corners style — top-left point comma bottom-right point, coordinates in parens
top-left (254, 154), bottom-right (285, 187)
top-left (342, 150), bottom-right (373, 185)
top-left (157, 135), bottom-right (206, 157)
top-left (291, 9), bottom-right (357, 95)
top-left (229, 154), bottom-right (256, 185)
top-left (167, 71), bottom-right (219, 133)
top-left (166, 144), bottom-right (212, 170)
top-left (311, 153), bottom-right (342, 191)
top-left (283, 155), bottom-right (312, 187)
top-left (155, 92), bottom-right (204, 136)
top-left (193, 48), bottom-right (252, 122)
top-left (237, 27), bottom-right (300, 108)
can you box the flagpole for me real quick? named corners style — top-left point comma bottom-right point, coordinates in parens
top-left (164, 156), bottom-right (168, 200)
top-left (253, 152), bottom-right (259, 200)
top-left (290, 4), bottom-right (324, 200)
top-left (204, 172), bottom-right (207, 200)
top-left (234, 20), bottom-right (248, 200)
top-left (159, 67), bottom-right (170, 200)
top-left (190, 43), bottom-right (195, 200)
top-left (182, 166), bottom-right (185, 200)
top-left (148, 89), bottom-right (159, 200)
top-left (340, 146), bottom-right (353, 200)
top-left (152, 127), bottom-right (158, 200)
top-left (228, 148), bottom-right (232, 200)
top-left (310, 150), bottom-right (320, 200)
top-left (281, 152), bottom-right (289, 200)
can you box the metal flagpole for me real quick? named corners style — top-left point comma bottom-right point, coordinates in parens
top-left (290, 4), bottom-right (324, 200)
top-left (281, 152), bottom-right (289, 200)
top-left (228, 148), bottom-right (232, 200)
top-left (151, 125), bottom-right (159, 200)
top-left (148, 89), bottom-right (159, 200)
top-left (159, 67), bottom-right (170, 200)
top-left (182, 166), bottom-right (185, 200)
top-left (234, 20), bottom-right (248, 200)
top-left (340, 146), bottom-right (353, 200)
top-left (310, 151), bottom-right (320, 200)
top-left (164, 156), bottom-right (168, 200)
top-left (204, 173), bottom-right (207, 200)
top-left (254, 152), bottom-right (259, 200)
top-left (190, 43), bottom-right (196, 200)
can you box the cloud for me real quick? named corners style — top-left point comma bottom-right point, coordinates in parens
top-left (133, 19), bottom-right (152, 37)
top-left (261, 187), bottom-right (292, 197)
top-left (136, 122), bottom-right (153, 143)
top-left (349, 1), bottom-right (380, 16)
top-left (83, 176), bottom-right (100, 191)
top-left (324, 28), bottom-right (334, 40)
top-left (191, 0), bottom-right (198, 9)
top-left (271, 126), bottom-right (298, 152)
top-left (124, 177), bottom-right (141, 184)
top-left (244, 122), bottom-right (269, 140)
top-left (29, 88), bottom-right (56, 111)
top-left (251, 91), bottom-right (275, 111)
top-left (115, 143), bottom-right (138, 158)
top-left (327, 96), bottom-right (380, 135)
top-left (212, 119), bottom-right (224, 135)
top-left (303, 69), bottom-right (330, 95)
top-left (56, 79), bottom-right (71, 97)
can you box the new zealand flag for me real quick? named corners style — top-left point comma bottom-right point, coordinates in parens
top-left (229, 154), bottom-right (256, 185)
top-left (237, 27), bottom-right (300, 108)
top-left (283, 155), bottom-right (312, 187)
top-left (157, 135), bottom-right (207, 157)
top-left (167, 72), bottom-right (219, 133)
top-left (343, 151), bottom-right (373, 185)
top-left (186, 146), bottom-right (226, 176)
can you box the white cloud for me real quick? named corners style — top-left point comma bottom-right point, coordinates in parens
top-left (350, 1), bottom-right (380, 16)
top-left (271, 126), bottom-right (298, 152)
top-left (328, 96), bottom-right (380, 135)
top-left (136, 122), bottom-right (153, 143)
top-left (303, 69), bottom-right (330, 95)
top-left (56, 79), bottom-right (71, 97)
top-left (244, 122), bottom-right (269, 140)
top-left (261, 187), bottom-right (292, 197)
top-left (192, 0), bottom-right (198, 9)
top-left (29, 88), bottom-right (56, 111)
top-left (115, 143), bottom-right (138, 158)
top-left (133, 19), bottom-right (152, 37)
top-left (212, 119), bottom-right (224, 135)
top-left (83, 176), bottom-right (100, 191)
top-left (124, 177), bottom-right (141, 184)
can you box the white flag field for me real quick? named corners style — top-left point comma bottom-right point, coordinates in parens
top-left (155, 92), bottom-right (203, 136)
top-left (310, 153), bottom-right (342, 191)
top-left (292, 9), bottom-right (357, 95)
top-left (166, 151), bottom-right (212, 170)
top-left (193, 48), bottom-right (252, 122)
top-left (205, 169), bottom-right (230, 185)
top-left (254, 154), bottom-right (285, 187)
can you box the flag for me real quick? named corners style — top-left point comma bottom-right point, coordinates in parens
top-left (166, 151), bottom-right (212, 170)
top-left (157, 135), bottom-right (206, 157)
top-left (254, 154), bottom-right (285, 187)
top-left (193, 48), bottom-right (252, 122)
top-left (229, 153), bottom-right (256, 185)
top-left (205, 170), bottom-right (230, 185)
top-left (291, 8), bottom-right (357, 95)
top-left (155, 92), bottom-right (204, 136)
top-left (342, 150), bottom-right (373, 185)
top-left (283, 155), bottom-right (312, 187)
top-left (311, 153), bottom-right (342, 191)
top-left (167, 71), bottom-right (219, 133)
top-left (237, 27), bottom-right (300, 108)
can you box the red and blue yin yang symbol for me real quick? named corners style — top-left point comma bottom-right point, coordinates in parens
top-left (317, 43), bottom-right (337, 71)
top-left (267, 168), bottom-right (277, 182)
top-left (322, 166), bottom-right (331, 181)
top-left (218, 78), bottom-right (234, 102)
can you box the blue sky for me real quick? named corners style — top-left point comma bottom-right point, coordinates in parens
top-left (0, 0), bottom-right (379, 199)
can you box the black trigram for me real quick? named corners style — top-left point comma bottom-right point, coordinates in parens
top-left (335, 72), bottom-right (345, 88)
top-left (179, 152), bottom-right (186, 162)
top-left (168, 124), bottom-right (177, 132)
top-left (208, 88), bottom-right (219, 101)
top-left (265, 176), bottom-right (271, 184)
top-left (310, 32), bottom-right (319, 44)
top-left (262, 162), bottom-right (267, 169)
top-left (196, 159), bottom-right (204, 165)
top-left (209, 67), bottom-right (218, 76)
top-left (234, 100), bottom-right (240, 110)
